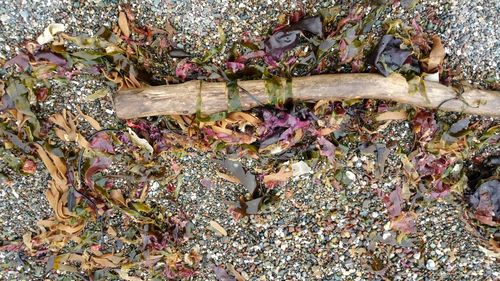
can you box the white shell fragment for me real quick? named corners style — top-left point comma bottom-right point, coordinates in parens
top-left (292, 161), bottom-right (312, 177)
top-left (37, 23), bottom-right (66, 45)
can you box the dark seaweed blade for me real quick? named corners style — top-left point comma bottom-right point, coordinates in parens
top-left (368, 34), bottom-right (392, 65)
top-left (264, 16), bottom-right (323, 60)
top-left (288, 16), bottom-right (323, 37)
top-left (469, 180), bottom-right (500, 222)
top-left (4, 52), bottom-right (30, 71)
top-left (369, 35), bottom-right (412, 77)
top-left (448, 118), bottom-right (470, 136)
top-left (211, 264), bottom-right (236, 281)
top-left (220, 159), bottom-right (257, 194)
top-left (34, 51), bottom-right (67, 67)
top-left (265, 30), bottom-right (301, 60)
top-left (374, 144), bottom-right (390, 179)
top-left (0, 93), bottom-right (15, 112)
top-left (232, 196), bottom-right (263, 216)
top-left (169, 49), bottom-right (191, 58)
top-left (245, 197), bottom-right (263, 215)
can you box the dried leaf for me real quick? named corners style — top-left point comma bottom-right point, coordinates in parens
top-left (227, 112), bottom-right (262, 126)
top-left (164, 20), bottom-right (176, 41)
top-left (212, 265), bottom-right (236, 281)
top-left (92, 253), bottom-right (123, 268)
top-left (85, 88), bottom-right (110, 102)
top-left (49, 110), bottom-right (90, 148)
top-left (209, 221), bottom-right (228, 236)
top-left (391, 212), bottom-right (416, 234)
top-left (383, 186), bottom-right (403, 217)
top-left (421, 35), bottom-right (445, 72)
top-left (227, 264), bottom-right (246, 281)
top-left (263, 167), bottom-right (293, 185)
top-left (76, 106), bottom-right (102, 130)
top-left (478, 245), bottom-right (500, 258)
top-left (107, 226), bottom-right (118, 237)
top-left (22, 159), bottom-right (37, 174)
top-left (46, 182), bottom-right (71, 221)
top-left (207, 125), bottom-right (257, 145)
top-left (116, 267), bottom-right (142, 281)
top-left (118, 12), bottom-right (130, 37)
top-left (34, 143), bottom-right (67, 187)
top-left (110, 189), bottom-right (126, 206)
top-left (22, 232), bottom-right (33, 251)
top-left (376, 110), bottom-right (407, 121)
top-left (216, 171), bottom-right (241, 184)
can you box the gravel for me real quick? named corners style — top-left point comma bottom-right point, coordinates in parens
top-left (0, 0), bottom-right (498, 83)
top-left (0, 0), bottom-right (499, 280)
top-left (441, 0), bottom-right (500, 85)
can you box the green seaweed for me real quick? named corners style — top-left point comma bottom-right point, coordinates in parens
top-left (227, 80), bottom-right (241, 112)
top-left (265, 76), bottom-right (284, 106)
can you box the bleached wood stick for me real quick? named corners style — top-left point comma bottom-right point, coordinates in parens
top-left (114, 73), bottom-right (500, 118)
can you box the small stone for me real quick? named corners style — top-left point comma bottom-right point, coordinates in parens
top-left (312, 266), bottom-right (322, 278)
top-left (345, 171), bottom-right (356, 181)
top-left (0, 14), bottom-right (10, 23)
top-left (426, 259), bottom-right (437, 270)
top-left (414, 252), bottom-right (421, 260)
top-left (383, 221), bottom-right (391, 231)
top-left (382, 232), bottom-right (391, 240)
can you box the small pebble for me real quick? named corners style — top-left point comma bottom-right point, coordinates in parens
top-left (426, 259), bottom-right (437, 270)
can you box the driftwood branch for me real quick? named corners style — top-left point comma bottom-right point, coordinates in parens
top-left (114, 74), bottom-right (500, 119)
